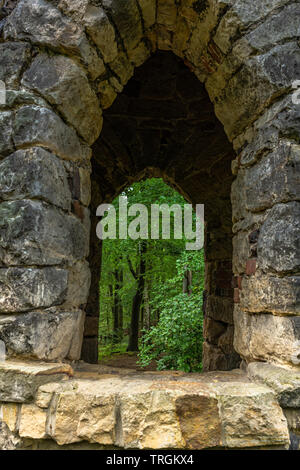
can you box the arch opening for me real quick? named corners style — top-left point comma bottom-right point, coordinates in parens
top-left (82, 52), bottom-right (240, 371)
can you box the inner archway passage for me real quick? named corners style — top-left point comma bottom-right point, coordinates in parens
top-left (83, 52), bottom-right (239, 370)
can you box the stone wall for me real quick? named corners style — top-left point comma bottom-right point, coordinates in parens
top-left (1, 359), bottom-right (299, 450)
top-left (0, 0), bottom-right (298, 374)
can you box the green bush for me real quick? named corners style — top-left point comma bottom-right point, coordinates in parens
top-left (138, 291), bottom-right (203, 372)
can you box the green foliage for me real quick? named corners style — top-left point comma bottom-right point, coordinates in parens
top-left (138, 250), bottom-right (204, 372)
top-left (99, 178), bottom-right (204, 372)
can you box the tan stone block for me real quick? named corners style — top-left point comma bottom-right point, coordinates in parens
top-left (98, 80), bottom-right (117, 110)
top-left (216, 382), bottom-right (290, 448)
top-left (173, 17), bottom-right (190, 57)
top-left (54, 392), bottom-right (85, 445)
top-left (234, 306), bottom-right (300, 367)
top-left (77, 395), bottom-right (115, 445)
top-left (137, 0), bottom-right (156, 29)
top-left (0, 403), bottom-right (20, 432)
top-left (140, 391), bottom-right (184, 449)
top-left (175, 394), bottom-right (221, 449)
top-left (157, 0), bottom-right (177, 30)
top-left (19, 404), bottom-right (47, 439)
top-left (128, 41), bottom-right (151, 67)
top-left (84, 5), bottom-right (118, 63)
top-left (78, 168), bottom-right (91, 207)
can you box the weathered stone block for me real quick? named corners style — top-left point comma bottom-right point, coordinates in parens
top-left (0, 147), bottom-right (72, 210)
top-left (0, 360), bottom-right (73, 403)
top-left (0, 42), bottom-right (30, 87)
top-left (234, 307), bottom-right (300, 367)
top-left (4, 0), bottom-right (104, 79)
top-left (0, 310), bottom-right (85, 361)
top-left (19, 404), bottom-right (47, 439)
top-left (175, 394), bottom-right (221, 449)
top-left (283, 408), bottom-right (300, 434)
top-left (65, 261), bottom-right (91, 309)
top-left (216, 381), bottom-right (290, 448)
top-left (245, 3), bottom-right (300, 52)
top-left (203, 316), bottom-right (227, 344)
top-left (0, 267), bottom-right (68, 313)
top-left (0, 111), bottom-right (13, 156)
top-left (23, 54), bottom-right (102, 145)
top-left (214, 0), bottom-right (291, 54)
top-left (241, 274), bottom-right (300, 315)
top-left (232, 230), bottom-right (251, 274)
top-left (13, 106), bottom-right (91, 162)
top-left (78, 168), bottom-right (91, 207)
top-left (33, 370), bottom-right (290, 450)
top-left (248, 362), bottom-right (300, 408)
top-left (0, 421), bottom-right (20, 450)
top-left (0, 200), bottom-right (89, 266)
top-left (137, 0), bottom-right (156, 29)
top-left (97, 80), bottom-right (117, 109)
top-left (119, 390), bottom-right (184, 449)
top-left (57, 0), bottom-right (90, 22)
top-left (53, 389), bottom-right (116, 445)
top-left (83, 5), bottom-right (118, 63)
top-left (215, 42), bottom-right (300, 139)
top-left (206, 295), bottom-right (234, 324)
top-left (0, 403), bottom-right (20, 432)
top-left (102, 0), bottom-right (143, 55)
top-left (245, 143), bottom-right (300, 212)
top-left (257, 202), bottom-right (300, 273)
top-left (202, 341), bottom-right (240, 372)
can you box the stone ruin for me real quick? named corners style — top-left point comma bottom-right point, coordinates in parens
top-left (0, 0), bottom-right (299, 450)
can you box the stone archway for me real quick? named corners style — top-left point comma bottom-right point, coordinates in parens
top-left (0, 0), bottom-right (299, 375)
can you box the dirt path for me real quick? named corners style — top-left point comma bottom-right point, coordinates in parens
top-left (98, 353), bottom-right (158, 371)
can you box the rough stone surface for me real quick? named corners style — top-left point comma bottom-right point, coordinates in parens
top-left (216, 381), bottom-right (289, 448)
top-left (257, 202), bottom-right (300, 274)
top-left (83, 5), bottom-right (118, 63)
top-left (0, 111), bottom-right (14, 156)
top-left (234, 307), bottom-right (300, 367)
top-left (65, 261), bottom-right (91, 309)
top-left (0, 403), bottom-right (19, 433)
top-left (13, 106), bottom-right (91, 162)
top-left (4, 0), bottom-right (105, 79)
top-left (0, 310), bottom-right (85, 361)
top-left (0, 268), bottom-right (68, 313)
top-left (240, 274), bottom-right (300, 315)
top-left (0, 360), bottom-right (73, 403)
top-left (0, 0), bottom-right (299, 447)
top-left (0, 200), bottom-right (89, 266)
top-left (19, 404), bottom-right (47, 439)
top-left (0, 147), bottom-right (72, 211)
top-left (23, 54), bottom-right (102, 145)
top-left (22, 368), bottom-right (289, 449)
top-left (0, 422), bottom-right (20, 450)
top-left (102, 0), bottom-right (143, 56)
top-left (0, 42), bottom-right (30, 87)
top-left (248, 363), bottom-right (300, 408)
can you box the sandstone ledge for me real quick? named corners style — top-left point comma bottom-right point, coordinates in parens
top-left (247, 362), bottom-right (300, 408)
top-left (0, 360), bottom-right (73, 403)
top-left (0, 365), bottom-right (290, 450)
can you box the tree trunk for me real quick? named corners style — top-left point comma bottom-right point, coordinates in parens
top-left (143, 281), bottom-right (151, 330)
top-left (109, 282), bottom-right (119, 344)
top-left (127, 242), bottom-right (147, 352)
top-left (183, 268), bottom-right (192, 295)
top-left (117, 270), bottom-right (123, 341)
